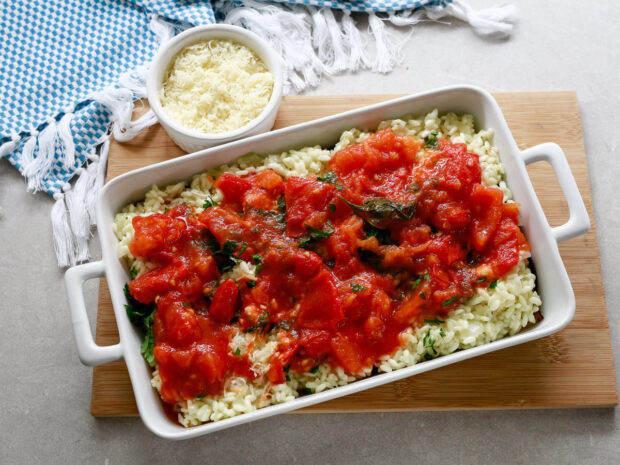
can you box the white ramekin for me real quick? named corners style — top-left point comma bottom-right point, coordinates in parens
top-left (146, 24), bottom-right (284, 153)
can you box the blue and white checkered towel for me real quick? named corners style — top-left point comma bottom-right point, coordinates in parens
top-left (0, 0), bottom-right (515, 266)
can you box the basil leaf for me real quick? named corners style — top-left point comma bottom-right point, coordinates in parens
top-left (123, 284), bottom-right (156, 364)
top-left (340, 196), bottom-right (416, 222)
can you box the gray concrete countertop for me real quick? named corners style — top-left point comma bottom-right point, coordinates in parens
top-left (1, 0), bottom-right (618, 463)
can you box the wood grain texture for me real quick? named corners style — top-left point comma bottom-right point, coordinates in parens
top-left (92, 92), bottom-right (617, 417)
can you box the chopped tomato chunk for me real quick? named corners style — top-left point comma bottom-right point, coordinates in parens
top-left (209, 279), bottom-right (239, 323)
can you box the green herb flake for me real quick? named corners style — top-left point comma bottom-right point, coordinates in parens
top-left (423, 273), bottom-right (430, 280)
top-left (310, 366), bottom-right (319, 374)
top-left (245, 311), bottom-right (269, 333)
top-left (424, 319), bottom-right (445, 325)
top-left (298, 387), bottom-right (312, 395)
top-left (424, 353), bottom-right (434, 361)
top-left (411, 276), bottom-right (422, 290)
top-left (277, 196), bottom-right (286, 214)
top-left (424, 131), bottom-right (439, 148)
top-left (305, 224), bottom-right (334, 241)
top-left (196, 395), bottom-right (206, 400)
top-left (285, 375), bottom-right (291, 382)
top-left (489, 280), bottom-right (499, 289)
top-left (317, 171), bottom-right (338, 184)
top-left (328, 203), bottom-right (336, 213)
top-left (422, 329), bottom-right (437, 355)
top-left (129, 266), bottom-right (138, 279)
top-left (203, 195), bottom-right (218, 209)
top-left (235, 348), bottom-right (241, 356)
top-left (350, 282), bottom-right (368, 293)
top-left (284, 365), bottom-right (290, 373)
top-left (123, 284), bottom-right (157, 364)
top-left (237, 242), bottom-right (248, 257)
top-left (246, 280), bottom-right (257, 289)
top-left (442, 295), bottom-right (459, 307)
top-left (419, 292), bottom-right (427, 300)
top-left (439, 328), bottom-right (446, 338)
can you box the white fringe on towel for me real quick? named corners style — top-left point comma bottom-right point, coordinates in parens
top-left (46, 15), bottom-right (175, 267)
top-left (220, 0), bottom-right (517, 93)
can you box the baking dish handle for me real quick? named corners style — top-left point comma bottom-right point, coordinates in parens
top-left (519, 143), bottom-right (590, 243)
top-left (65, 260), bottom-right (124, 366)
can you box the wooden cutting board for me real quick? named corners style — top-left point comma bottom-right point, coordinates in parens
top-left (92, 92), bottom-right (617, 416)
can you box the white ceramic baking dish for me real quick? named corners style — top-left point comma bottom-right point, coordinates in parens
top-left (65, 85), bottom-right (590, 440)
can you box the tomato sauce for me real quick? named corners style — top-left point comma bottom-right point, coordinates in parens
top-left (127, 129), bottom-right (530, 404)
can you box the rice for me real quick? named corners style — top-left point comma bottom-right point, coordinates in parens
top-left (115, 110), bottom-right (541, 427)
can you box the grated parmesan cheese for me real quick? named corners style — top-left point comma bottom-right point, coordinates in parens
top-left (160, 39), bottom-right (274, 135)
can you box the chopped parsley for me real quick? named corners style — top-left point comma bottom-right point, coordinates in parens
top-left (350, 283), bottom-right (368, 293)
top-left (489, 280), bottom-right (498, 289)
top-left (424, 353), bottom-right (434, 361)
top-left (246, 280), bottom-right (257, 288)
top-left (424, 319), bottom-right (445, 324)
top-left (411, 276), bottom-right (423, 290)
top-left (129, 266), bottom-right (138, 279)
top-left (298, 387), bottom-right (312, 395)
top-left (439, 328), bottom-right (446, 338)
top-left (424, 131), bottom-right (439, 148)
top-left (310, 366), bottom-right (320, 374)
top-left (442, 295), bottom-right (459, 307)
top-left (419, 292), bottom-right (427, 300)
top-left (285, 375), bottom-right (291, 382)
top-left (234, 348), bottom-right (241, 356)
top-left (252, 254), bottom-right (263, 274)
top-left (328, 203), bottom-right (336, 213)
top-left (210, 239), bottom-right (248, 271)
top-left (203, 195), bottom-right (218, 209)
